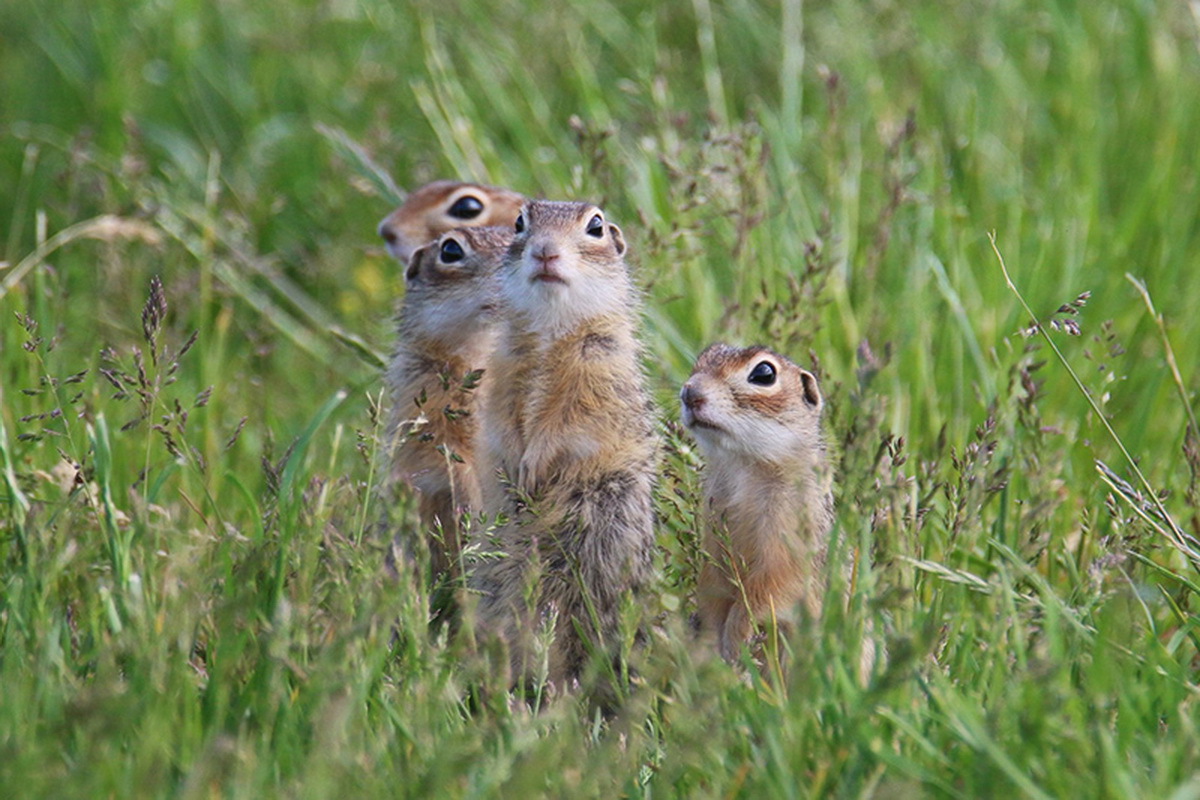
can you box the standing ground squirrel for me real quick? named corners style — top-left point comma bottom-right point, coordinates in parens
top-left (378, 180), bottom-right (525, 264)
top-left (680, 344), bottom-right (836, 663)
top-left (470, 200), bottom-right (658, 687)
top-left (383, 225), bottom-right (511, 578)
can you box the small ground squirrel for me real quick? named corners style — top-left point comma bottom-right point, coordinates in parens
top-left (377, 180), bottom-right (525, 264)
top-left (383, 225), bottom-right (511, 578)
top-left (470, 200), bottom-right (657, 687)
top-left (680, 343), bottom-right (835, 663)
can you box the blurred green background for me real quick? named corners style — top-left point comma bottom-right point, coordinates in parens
top-left (4, 0), bottom-right (1198, 458)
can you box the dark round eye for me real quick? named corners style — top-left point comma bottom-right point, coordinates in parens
top-left (748, 361), bottom-right (776, 386)
top-left (439, 237), bottom-right (465, 263)
top-left (586, 214), bottom-right (604, 238)
top-left (514, 213), bottom-right (526, 234)
top-left (447, 195), bottom-right (484, 219)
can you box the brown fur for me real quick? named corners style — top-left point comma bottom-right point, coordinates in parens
top-left (681, 344), bottom-right (837, 663)
top-left (383, 226), bottom-right (511, 578)
top-left (378, 180), bottom-right (525, 265)
top-left (470, 200), bottom-right (657, 687)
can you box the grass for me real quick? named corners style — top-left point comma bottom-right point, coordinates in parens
top-left (3, 0), bottom-right (1200, 795)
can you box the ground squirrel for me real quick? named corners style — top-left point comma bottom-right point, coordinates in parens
top-left (470, 200), bottom-right (657, 687)
top-left (377, 180), bottom-right (525, 264)
top-left (383, 225), bottom-right (510, 578)
top-left (680, 344), bottom-right (836, 663)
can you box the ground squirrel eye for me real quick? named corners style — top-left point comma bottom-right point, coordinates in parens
top-left (514, 213), bottom-right (526, 234)
top-left (439, 237), bottom-right (465, 263)
top-left (447, 195), bottom-right (484, 219)
top-left (747, 361), bottom-right (776, 386)
top-left (586, 214), bottom-right (604, 238)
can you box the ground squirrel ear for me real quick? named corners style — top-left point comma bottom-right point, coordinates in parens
top-left (405, 245), bottom-right (428, 282)
top-left (608, 223), bottom-right (626, 256)
top-left (799, 370), bottom-right (821, 408)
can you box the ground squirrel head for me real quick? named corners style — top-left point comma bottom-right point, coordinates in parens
top-left (399, 225), bottom-right (510, 350)
top-left (501, 199), bottom-right (632, 333)
top-left (680, 343), bottom-right (823, 465)
top-left (378, 180), bottom-right (525, 264)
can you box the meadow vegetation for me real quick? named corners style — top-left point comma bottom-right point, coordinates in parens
top-left (3, 0), bottom-right (1200, 795)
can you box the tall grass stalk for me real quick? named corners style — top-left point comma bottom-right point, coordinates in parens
top-left (990, 231), bottom-right (1199, 567)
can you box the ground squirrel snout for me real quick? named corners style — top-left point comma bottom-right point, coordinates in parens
top-left (682, 343), bottom-right (834, 663)
top-left (378, 180), bottom-right (525, 264)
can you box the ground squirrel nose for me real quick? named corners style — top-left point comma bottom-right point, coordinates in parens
top-left (378, 222), bottom-right (397, 245)
top-left (531, 242), bottom-right (560, 266)
top-left (681, 384), bottom-right (704, 410)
